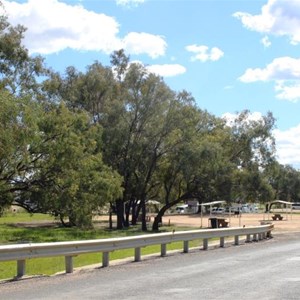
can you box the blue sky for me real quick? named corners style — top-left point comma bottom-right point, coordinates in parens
top-left (2, 0), bottom-right (300, 168)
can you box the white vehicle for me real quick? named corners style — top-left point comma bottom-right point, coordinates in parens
top-left (292, 203), bottom-right (300, 210)
top-left (211, 207), bottom-right (218, 213)
top-left (215, 207), bottom-right (225, 214)
top-left (175, 204), bottom-right (188, 214)
top-left (241, 205), bottom-right (250, 213)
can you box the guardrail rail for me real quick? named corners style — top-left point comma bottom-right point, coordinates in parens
top-left (0, 224), bottom-right (273, 279)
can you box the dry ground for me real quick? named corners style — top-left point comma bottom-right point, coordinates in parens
top-left (96, 211), bottom-right (300, 233)
top-left (161, 211), bottom-right (300, 233)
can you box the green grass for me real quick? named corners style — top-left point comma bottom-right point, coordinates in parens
top-left (0, 212), bottom-right (54, 224)
top-left (0, 212), bottom-right (201, 281)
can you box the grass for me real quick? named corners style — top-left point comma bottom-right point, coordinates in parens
top-left (0, 212), bottom-right (54, 224)
top-left (0, 212), bottom-right (201, 281)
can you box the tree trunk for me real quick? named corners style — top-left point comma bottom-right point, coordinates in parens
top-left (152, 207), bottom-right (167, 231)
top-left (131, 201), bottom-right (137, 225)
top-left (116, 199), bottom-right (125, 229)
top-left (265, 203), bottom-right (269, 213)
top-left (141, 199), bottom-right (147, 231)
top-left (197, 202), bottom-right (202, 214)
top-left (109, 202), bottom-right (113, 230)
top-left (152, 193), bottom-right (193, 231)
top-left (124, 201), bottom-right (130, 227)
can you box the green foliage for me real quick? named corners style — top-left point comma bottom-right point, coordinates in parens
top-left (24, 104), bottom-right (122, 227)
top-left (0, 93), bottom-right (122, 227)
top-left (265, 162), bottom-right (300, 202)
top-left (0, 91), bottom-right (41, 210)
top-left (0, 14), bottom-right (47, 96)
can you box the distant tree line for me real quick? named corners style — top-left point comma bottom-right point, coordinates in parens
top-left (1, 11), bottom-right (300, 230)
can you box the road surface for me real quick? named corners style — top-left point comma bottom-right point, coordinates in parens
top-left (1, 232), bottom-right (300, 299)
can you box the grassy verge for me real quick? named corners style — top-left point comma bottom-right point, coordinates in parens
top-left (0, 212), bottom-right (201, 281)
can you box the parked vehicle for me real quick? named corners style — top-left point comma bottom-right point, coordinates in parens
top-left (211, 207), bottom-right (225, 214)
top-left (215, 207), bottom-right (225, 214)
top-left (292, 203), bottom-right (300, 210)
top-left (175, 204), bottom-right (188, 214)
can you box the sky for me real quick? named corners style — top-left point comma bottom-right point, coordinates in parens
top-left (2, 0), bottom-right (300, 169)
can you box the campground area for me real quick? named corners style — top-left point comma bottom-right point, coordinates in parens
top-left (160, 211), bottom-right (300, 233)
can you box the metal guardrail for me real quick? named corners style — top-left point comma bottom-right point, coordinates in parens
top-left (0, 224), bottom-right (273, 278)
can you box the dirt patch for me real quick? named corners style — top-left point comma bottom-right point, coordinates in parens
top-left (12, 213), bottom-right (299, 233)
top-left (161, 212), bottom-right (300, 234)
top-left (10, 221), bottom-right (61, 228)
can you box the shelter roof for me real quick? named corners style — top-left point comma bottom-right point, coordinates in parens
top-left (268, 200), bottom-right (293, 205)
top-left (201, 200), bottom-right (226, 207)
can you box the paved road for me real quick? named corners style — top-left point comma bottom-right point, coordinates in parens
top-left (1, 232), bottom-right (300, 300)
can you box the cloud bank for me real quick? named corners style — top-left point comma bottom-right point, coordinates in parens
top-left (234, 0), bottom-right (300, 45)
top-left (274, 125), bottom-right (300, 169)
top-left (239, 57), bottom-right (300, 102)
top-left (2, 0), bottom-right (166, 58)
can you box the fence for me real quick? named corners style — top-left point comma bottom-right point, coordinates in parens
top-left (0, 224), bottom-right (273, 279)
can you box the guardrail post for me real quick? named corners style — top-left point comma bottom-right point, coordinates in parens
top-left (246, 234), bottom-right (251, 243)
top-left (161, 243), bottom-right (167, 256)
top-left (253, 233), bottom-right (258, 241)
top-left (203, 238), bottom-right (208, 250)
top-left (65, 256), bottom-right (73, 273)
top-left (183, 241), bottom-right (189, 253)
top-left (102, 252), bottom-right (109, 267)
top-left (234, 235), bottom-right (239, 245)
top-left (134, 247), bottom-right (141, 262)
top-left (17, 260), bottom-right (26, 277)
top-left (220, 237), bottom-right (225, 248)
top-left (258, 233), bottom-right (263, 240)
top-left (262, 232), bottom-right (266, 239)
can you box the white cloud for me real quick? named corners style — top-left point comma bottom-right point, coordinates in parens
top-left (116, 0), bottom-right (145, 8)
top-left (239, 57), bottom-right (300, 83)
top-left (261, 35), bottom-right (271, 48)
top-left (119, 60), bottom-right (186, 78)
top-left (185, 44), bottom-right (224, 62)
top-left (275, 81), bottom-right (300, 103)
top-left (146, 64), bottom-right (186, 77)
top-left (123, 32), bottom-right (167, 59)
top-left (2, 0), bottom-right (166, 58)
top-left (234, 0), bottom-right (300, 45)
top-left (222, 112), bottom-right (263, 126)
top-left (273, 125), bottom-right (300, 168)
top-left (239, 57), bottom-right (300, 102)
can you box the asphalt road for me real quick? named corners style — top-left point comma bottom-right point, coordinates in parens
top-left (1, 232), bottom-right (300, 300)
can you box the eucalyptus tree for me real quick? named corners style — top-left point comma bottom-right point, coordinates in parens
top-left (0, 97), bottom-right (122, 227)
top-left (0, 14), bottom-right (48, 98)
top-left (101, 62), bottom-right (181, 230)
top-left (264, 162), bottom-right (300, 202)
top-left (222, 110), bottom-right (276, 204)
top-left (224, 110), bottom-right (276, 168)
top-left (151, 109), bottom-right (234, 230)
top-left (0, 91), bottom-right (41, 213)
top-left (151, 109), bottom-right (276, 230)
top-left (24, 103), bottom-right (122, 228)
top-left (41, 56), bottom-right (127, 228)
top-left (230, 164), bottom-right (275, 205)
